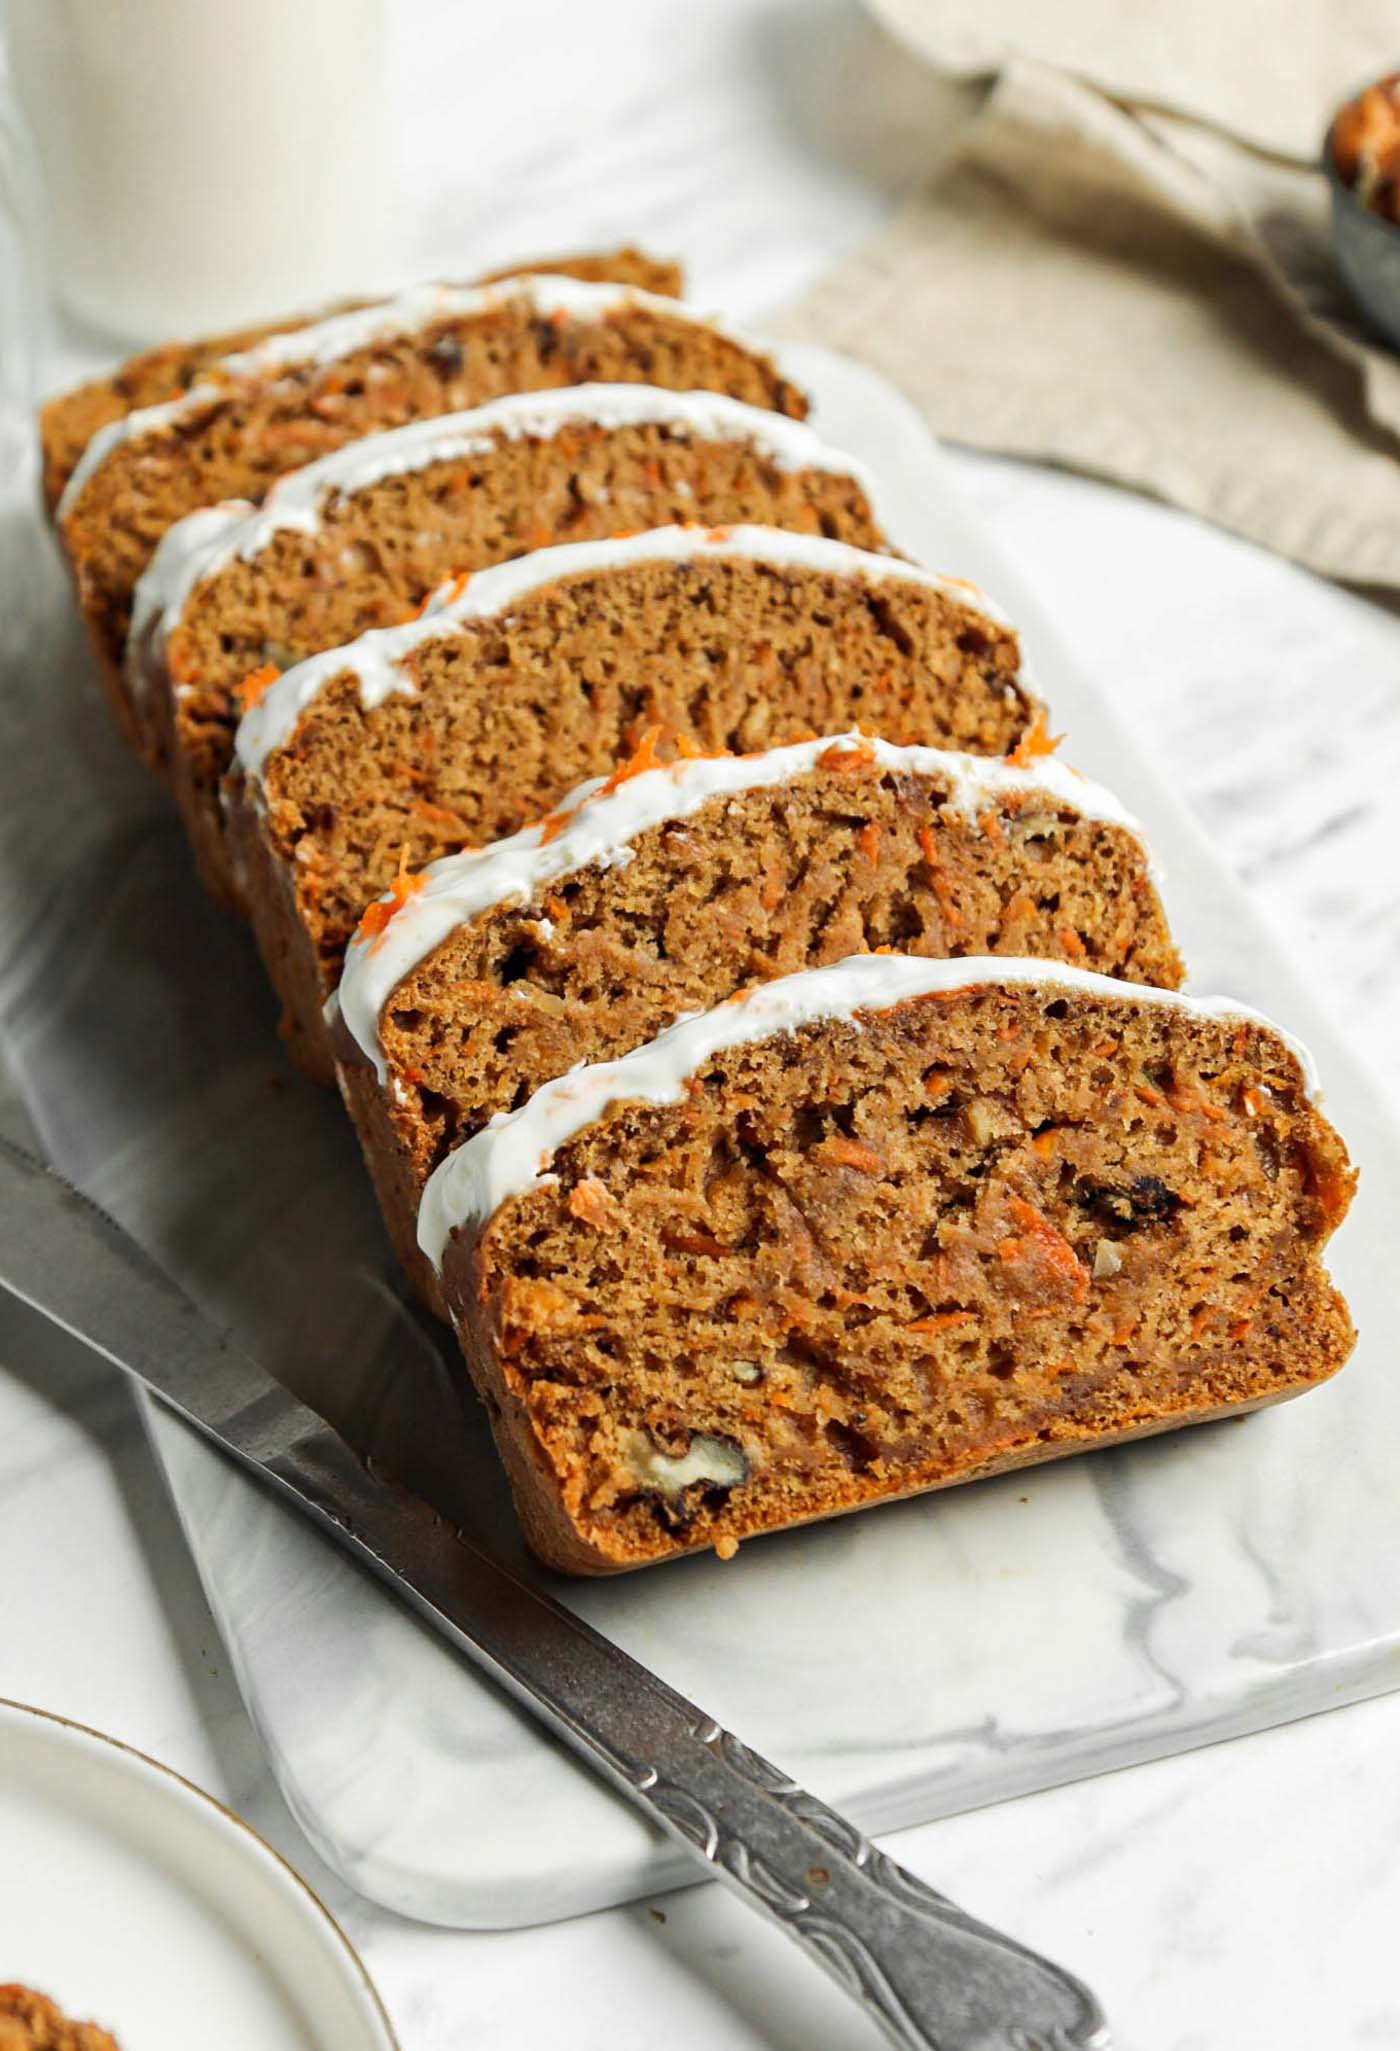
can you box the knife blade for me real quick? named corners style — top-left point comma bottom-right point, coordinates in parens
top-left (0, 1133), bottom-right (1110, 2051)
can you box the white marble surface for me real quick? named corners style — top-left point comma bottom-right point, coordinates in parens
top-left (2, 2), bottom-right (1399, 2046)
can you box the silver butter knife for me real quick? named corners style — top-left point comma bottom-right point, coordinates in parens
top-left (0, 1136), bottom-right (1111, 2051)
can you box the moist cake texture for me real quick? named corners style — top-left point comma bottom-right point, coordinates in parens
top-left (333, 731), bottom-right (1180, 1309)
top-left (229, 525), bottom-right (1035, 1080)
top-left (55, 276), bottom-right (802, 758)
top-left (38, 246), bottom-right (682, 514)
top-left (0, 1989), bottom-right (120, 2051)
top-left (129, 387), bottom-right (884, 907)
top-left (418, 955), bottom-right (1355, 1573)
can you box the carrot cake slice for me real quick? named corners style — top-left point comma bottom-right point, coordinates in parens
top-left (226, 524), bottom-right (1036, 1081)
top-left (53, 277), bottom-right (802, 759)
top-left (38, 246), bottom-right (682, 515)
top-left (128, 387), bottom-right (884, 908)
top-left (332, 731), bottom-right (1179, 1310)
top-left (414, 954), bottom-right (1355, 1573)
top-left (0, 1987), bottom-right (120, 2051)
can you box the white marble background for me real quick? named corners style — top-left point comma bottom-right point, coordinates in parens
top-left (3, 1), bottom-right (1399, 2046)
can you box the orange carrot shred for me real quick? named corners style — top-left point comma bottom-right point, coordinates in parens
top-left (825, 1135), bottom-right (884, 1175)
top-left (907, 1310), bottom-right (976, 1333)
top-left (568, 1178), bottom-right (615, 1229)
top-left (354, 847), bottom-right (427, 949)
top-left (817, 740), bottom-right (876, 775)
top-left (1004, 707), bottom-right (1063, 768)
top-left (236, 663), bottom-right (280, 713)
top-left (858, 821), bottom-right (881, 866)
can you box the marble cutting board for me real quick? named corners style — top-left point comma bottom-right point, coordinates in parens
top-left (1, 344), bottom-right (1396, 1932)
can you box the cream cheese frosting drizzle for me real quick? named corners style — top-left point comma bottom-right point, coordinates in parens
top-left (416, 953), bottom-right (1322, 1271)
top-left (124, 386), bottom-right (874, 695)
top-left (335, 732), bottom-right (1152, 1084)
top-left (56, 275), bottom-right (764, 523)
top-left (233, 524), bottom-right (1021, 780)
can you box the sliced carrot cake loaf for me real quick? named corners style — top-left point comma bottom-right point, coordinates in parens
top-left (0, 1987), bottom-right (120, 2051)
top-left (129, 387), bottom-right (885, 907)
top-left (227, 525), bottom-right (1036, 1080)
top-left (415, 954), bottom-right (1355, 1573)
top-left (333, 732), bottom-right (1180, 1309)
top-left (54, 277), bottom-right (802, 758)
top-left (38, 246), bottom-right (682, 514)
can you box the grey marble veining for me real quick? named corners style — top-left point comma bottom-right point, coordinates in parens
top-left (3, 343), bottom-right (1396, 1932)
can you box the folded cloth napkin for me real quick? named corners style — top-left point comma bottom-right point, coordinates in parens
top-left (771, 3), bottom-right (1400, 587)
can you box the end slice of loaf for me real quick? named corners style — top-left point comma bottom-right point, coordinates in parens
top-left (54, 277), bottom-right (798, 760)
top-left (226, 525), bottom-right (1036, 1081)
top-left (38, 246), bottom-right (683, 514)
top-left (332, 732), bottom-right (1180, 1311)
top-left (129, 387), bottom-right (884, 908)
top-left (416, 955), bottom-right (1355, 1573)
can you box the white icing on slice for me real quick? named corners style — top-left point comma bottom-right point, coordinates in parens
top-left (234, 525), bottom-right (1021, 779)
top-left (416, 953), bottom-right (1321, 1271)
top-left (123, 386), bottom-right (874, 696)
top-left (55, 276), bottom-right (770, 523)
top-left (334, 732), bottom-right (1153, 1084)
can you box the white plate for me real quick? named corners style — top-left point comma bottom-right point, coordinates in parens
top-left (0, 1699), bottom-right (396, 2051)
top-left (1, 342), bottom-right (1397, 1934)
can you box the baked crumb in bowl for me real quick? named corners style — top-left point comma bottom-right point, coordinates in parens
top-left (1325, 73), bottom-right (1400, 347)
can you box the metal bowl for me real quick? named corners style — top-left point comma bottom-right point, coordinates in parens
top-left (1324, 115), bottom-right (1400, 350)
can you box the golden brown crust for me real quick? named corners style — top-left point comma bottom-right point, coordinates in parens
top-left (234, 559), bottom-right (1034, 1080)
top-left (0, 1987), bottom-right (121, 2051)
top-left (339, 754), bottom-right (1179, 1315)
top-left (38, 247), bottom-right (683, 515)
top-left (439, 981), bottom-right (1355, 1572)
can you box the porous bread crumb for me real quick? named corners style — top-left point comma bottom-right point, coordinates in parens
top-left (38, 247), bottom-right (683, 514)
top-left (147, 422), bottom-right (884, 908)
top-left (438, 979), bottom-right (1354, 1573)
top-left (337, 753), bottom-right (1179, 1311)
top-left (54, 277), bottom-right (799, 759)
top-left (234, 552), bottom-right (1035, 1082)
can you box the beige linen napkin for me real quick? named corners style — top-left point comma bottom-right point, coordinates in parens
top-left (771, 5), bottom-right (1400, 586)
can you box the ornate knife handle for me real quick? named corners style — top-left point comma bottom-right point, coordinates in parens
top-left (282, 1434), bottom-right (1113, 2051)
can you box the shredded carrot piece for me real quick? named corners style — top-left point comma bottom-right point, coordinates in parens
top-left (1134, 1083), bottom-right (1164, 1108)
top-left (595, 725), bottom-right (668, 798)
top-left (978, 809), bottom-right (1005, 847)
top-left (1093, 1038), bottom-right (1119, 1058)
top-left (236, 663), bottom-right (280, 713)
top-left (411, 797), bottom-right (465, 833)
top-left (1032, 1127), bottom-right (1060, 1159)
top-left (1190, 1305), bottom-right (1214, 1337)
top-left (549, 307), bottom-right (570, 329)
top-left (567, 1179), bottom-right (616, 1230)
top-left (817, 740), bottom-right (876, 775)
top-left (662, 1227), bottom-right (729, 1257)
top-left (924, 1070), bottom-right (956, 1101)
top-left (1056, 926), bottom-right (1086, 960)
top-left (643, 459), bottom-right (662, 488)
top-left (858, 821), bottom-right (881, 866)
top-left (1241, 1085), bottom-right (1267, 1118)
top-left (907, 1310), bottom-right (976, 1333)
top-left (1228, 1317), bottom-right (1253, 1342)
top-left (824, 1136), bottom-right (884, 1175)
top-left (706, 524), bottom-right (732, 543)
top-left (918, 825), bottom-right (939, 869)
top-left (354, 847), bottom-right (427, 948)
top-left (1000, 1197), bottom-right (1089, 1305)
top-left (1004, 707), bottom-right (1063, 768)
